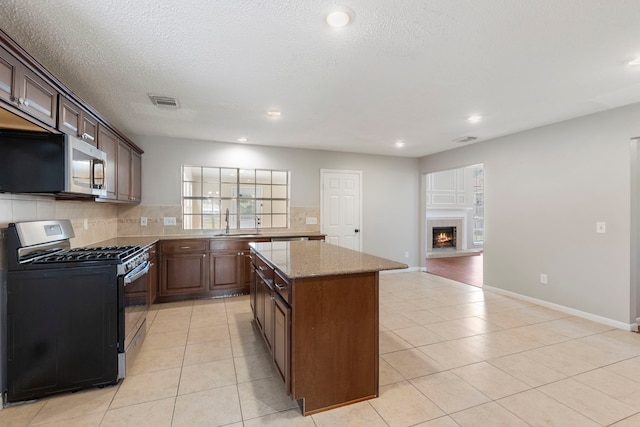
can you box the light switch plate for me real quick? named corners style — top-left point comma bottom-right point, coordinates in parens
top-left (140, 217), bottom-right (148, 226)
top-left (596, 222), bottom-right (606, 233)
top-left (305, 217), bottom-right (318, 225)
top-left (163, 217), bottom-right (177, 226)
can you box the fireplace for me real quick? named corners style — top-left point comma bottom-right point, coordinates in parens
top-left (433, 226), bottom-right (456, 249)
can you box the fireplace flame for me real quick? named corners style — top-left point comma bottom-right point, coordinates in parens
top-left (436, 232), bottom-right (450, 244)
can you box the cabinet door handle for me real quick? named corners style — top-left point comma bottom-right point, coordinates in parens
top-left (180, 246), bottom-right (190, 249)
top-left (259, 266), bottom-right (265, 271)
top-left (275, 283), bottom-right (286, 291)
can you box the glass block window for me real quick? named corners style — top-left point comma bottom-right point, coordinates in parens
top-left (182, 166), bottom-right (289, 231)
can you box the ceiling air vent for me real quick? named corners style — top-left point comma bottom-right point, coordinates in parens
top-left (451, 136), bottom-right (478, 144)
top-left (148, 94), bottom-right (180, 109)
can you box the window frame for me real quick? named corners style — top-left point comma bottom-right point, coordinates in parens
top-left (182, 166), bottom-right (290, 231)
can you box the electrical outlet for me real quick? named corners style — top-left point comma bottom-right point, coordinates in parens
top-left (540, 273), bottom-right (548, 284)
top-left (140, 217), bottom-right (148, 227)
top-left (404, 251), bottom-right (409, 258)
top-left (83, 218), bottom-right (89, 230)
top-left (163, 217), bottom-right (176, 226)
top-left (305, 217), bottom-right (318, 225)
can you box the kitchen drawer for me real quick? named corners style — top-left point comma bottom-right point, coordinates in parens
top-left (252, 252), bottom-right (274, 282)
top-left (274, 270), bottom-right (290, 304)
top-left (210, 240), bottom-right (247, 252)
top-left (160, 240), bottom-right (207, 253)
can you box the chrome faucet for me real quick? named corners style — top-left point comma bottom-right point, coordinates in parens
top-left (225, 208), bottom-right (230, 234)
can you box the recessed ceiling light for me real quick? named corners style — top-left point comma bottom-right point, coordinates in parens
top-left (267, 110), bottom-right (282, 118)
top-left (467, 115), bottom-right (482, 124)
top-left (394, 141), bottom-right (405, 148)
top-left (327, 10), bottom-right (350, 27)
top-left (628, 57), bottom-right (640, 66)
top-left (237, 137), bottom-right (248, 143)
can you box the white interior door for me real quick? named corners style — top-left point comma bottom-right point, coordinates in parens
top-left (321, 169), bottom-right (362, 251)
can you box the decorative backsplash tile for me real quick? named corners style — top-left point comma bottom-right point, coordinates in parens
top-left (0, 195), bottom-right (322, 270)
top-left (116, 205), bottom-right (321, 236)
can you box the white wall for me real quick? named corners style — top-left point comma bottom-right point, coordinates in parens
top-left (133, 135), bottom-right (420, 266)
top-left (420, 102), bottom-right (640, 325)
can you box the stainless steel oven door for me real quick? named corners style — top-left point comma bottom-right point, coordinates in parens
top-left (118, 260), bottom-right (150, 379)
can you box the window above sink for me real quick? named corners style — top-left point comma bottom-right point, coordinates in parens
top-left (182, 166), bottom-right (290, 232)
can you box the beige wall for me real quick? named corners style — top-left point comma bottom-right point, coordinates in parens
top-left (420, 102), bottom-right (640, 327)
top-left (133, 135), bottom-right (421, 266)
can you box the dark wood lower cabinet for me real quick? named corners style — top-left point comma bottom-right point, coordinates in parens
top-left (153, 236), bottom-right (321, 304)
top-left (273, 294), bottom-right (290, 390)
top-left (160, 253), bottom-right (207, 296)
top-left (209, 251), bottom-right (242, 288)
top-left (250, 247), bottom-right (379, 416)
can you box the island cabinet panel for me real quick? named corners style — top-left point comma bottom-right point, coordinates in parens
top-left (291, 273), bottom-right (378, 415)
top-left (249, 242), bottom-right (386, 416)
top-left (262, 278), bottom-right (275, 351)
top-left (273, 291), bottom-right (290, 391)
top-left (254, 266), bottom-right (267, 332)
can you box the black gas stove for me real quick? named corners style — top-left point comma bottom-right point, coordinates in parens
top-left (7, 221), bottom-right (147, 276)
top-left (4, 220), bottom-right (149, 403)
top-left (32, 245), bottom-right (141, 263)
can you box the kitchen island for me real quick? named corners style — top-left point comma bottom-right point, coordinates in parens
top-left (249, 240), bottom-right (407, 415)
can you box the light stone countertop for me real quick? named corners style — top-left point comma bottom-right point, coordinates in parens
top-left (90, 231), bottom-right (325, 250)
top-left (250, 240), bottom-right (408, 279)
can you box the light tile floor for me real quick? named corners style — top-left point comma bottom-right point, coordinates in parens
top-left (3, 271), bottom-right (640, 426)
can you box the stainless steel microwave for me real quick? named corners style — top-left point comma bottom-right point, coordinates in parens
top-left (0, 130), bottom-right (107, 197)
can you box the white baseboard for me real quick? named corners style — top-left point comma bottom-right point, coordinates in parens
top-left (483, 284), bottom-right (637, 331)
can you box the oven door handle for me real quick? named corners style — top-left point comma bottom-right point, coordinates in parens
top-left (124, 261), bottom-right (150, 285)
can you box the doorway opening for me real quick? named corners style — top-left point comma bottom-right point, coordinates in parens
top-left (424, 164), bottom-right (484, 287)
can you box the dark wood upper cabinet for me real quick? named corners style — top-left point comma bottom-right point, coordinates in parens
top-left (131, 150), bottom-right (141, 202)
top-left (0, 29), bottom-right (144, 204)
top-left (0, 45), bottom-right (19, 105)
top-left (58, 95), bottom-right (98, 146)
top-left (0, 44), bottom-right (57, 128)
top-left (97, 124), bottom-right (118, 200)
top-left (117, 140), bottom-right (131, 201)
top-left (117, 139), bottom-right (142, 203)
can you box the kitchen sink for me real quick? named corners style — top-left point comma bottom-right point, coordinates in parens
top-left (211, 233), bottom-right (262, 238)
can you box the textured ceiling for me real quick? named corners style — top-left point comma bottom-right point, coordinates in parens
top-left (1, 0), bottom-right (640, 157)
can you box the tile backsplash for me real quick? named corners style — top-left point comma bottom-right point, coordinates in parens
top-left (0, 193), bottom-right (321, 270)
top-left (116, 205), bottom-right (321, 236)
top-left (0, 193), bottom-right (119, 269)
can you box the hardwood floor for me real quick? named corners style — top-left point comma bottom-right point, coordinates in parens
top-left (425, 253), bottom-right (483, 287)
